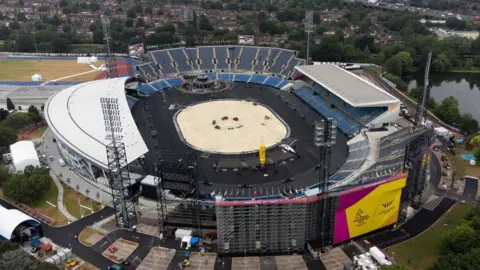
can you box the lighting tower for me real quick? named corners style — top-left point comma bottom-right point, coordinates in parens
top-left (102, 96), bottom-right (137, 228)
top-left (101, 15), bottom-right (118, 78)
top-left (304, 11), bottom-right (314, 65)
top-left (414, 52), bottom-right (432, 129)
top-left (314, 118), bottom-right (337, 251)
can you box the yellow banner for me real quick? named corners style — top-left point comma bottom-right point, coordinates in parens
top-left (345, 178), bottom-right (406, 238)
top-left (259, 144), bottom-right (266, 165)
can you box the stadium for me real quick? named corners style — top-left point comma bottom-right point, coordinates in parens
top-left (42, 45), bottom-right (435, 254)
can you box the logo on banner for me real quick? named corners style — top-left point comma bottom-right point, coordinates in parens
top-left (353, 209), bottom-right (369, 227)
top-left (382, 200), bottom-right (394, 208)
top-left (379, 199), bottom-right (396, 215)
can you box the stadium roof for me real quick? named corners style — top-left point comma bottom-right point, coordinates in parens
top-left (45, 78), bottom-right (148, 169)
top-left (295, 65), bottom-right (399, 107)
top-left (0, 205), bottom-right (39, 240)
top-left (9, 140), bottom-right (40, 172)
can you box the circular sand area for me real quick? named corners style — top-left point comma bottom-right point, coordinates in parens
top-left (175, 100), bottom-right (289, 154)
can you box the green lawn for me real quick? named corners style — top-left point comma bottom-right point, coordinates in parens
top-left (387, 203), bottom-right (474, 270)
top-left (448, 67), bottom-right (480, 73)
top-left (31, 180), bottom-right (69, 225)
top-left (63, 184), bottom-right (101, 218)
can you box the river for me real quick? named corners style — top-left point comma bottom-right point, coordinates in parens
top-left (409, 73), bottom-right (480, 121)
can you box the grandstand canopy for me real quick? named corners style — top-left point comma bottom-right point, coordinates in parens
top-left (0, 205), bottom-right (39, 240)
top-left (295, 65), bottom-right (399, 107)
top-left (45, 78), bottom-right (148, 169)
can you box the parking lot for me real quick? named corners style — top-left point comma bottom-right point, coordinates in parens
top-left (136, 247), bottom-right (176, 270)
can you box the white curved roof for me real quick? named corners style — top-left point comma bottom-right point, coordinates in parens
top-left (9, 140), bottom-right (40, 172)
top-left (0, 206), bottom-right (39, 239)
top-left (45, 78), bottom-right (148, 169)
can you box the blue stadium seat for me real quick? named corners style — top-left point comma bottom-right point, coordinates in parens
top-left (166, 77), bottom-right (183, 86)
top-left (214, 46), bottom-right (229, 70)
top-left (254, 47), bottom-right (269, 72)
top-left (136, 84), bottom-right (157, 95)
top-left (268, 49), bottom-right (294, 74)
top-left (151, 51), bottom-right (176, 74)
top-left (276, 80), bottom-right (289, 89)
top-left (263, 76), bottom-right (282, 88)
top-left (126, 95), bottom-right (138, 109)
top-left (294, 87), bottom-right (362, 136)
top-left (198, 47), bottom-right (215, 70)
top-left (218, 73), bottom-right (234, 81)
top-left (250, 74), bottom-right (267, 84)
top-left (236, 46), bottom-right (257, 71)
top-left (234, 73), bottom-right (251, 82)
top-left (169, 48), bottom-right (192, 72)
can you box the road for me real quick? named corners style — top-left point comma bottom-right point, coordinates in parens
top-left (355, 0), bottom-right (474, 21)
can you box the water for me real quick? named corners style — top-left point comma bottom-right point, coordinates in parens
top-left (409, 73), bottom-right (480, 121)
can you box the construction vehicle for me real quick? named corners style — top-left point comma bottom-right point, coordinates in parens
top-left (64, 259), bottom-right (80, 269)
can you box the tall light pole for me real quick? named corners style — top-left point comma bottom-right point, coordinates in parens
top-left (32, 30), bottom-right (38, 54)
top-left (304, 11), bottom-right (314, 65)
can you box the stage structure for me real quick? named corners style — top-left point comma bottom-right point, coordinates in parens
top-left (102, 97), bottom-right (138, 227)
top-left (142, 101), bottom-right (166, 234)
top-left (314, 118), bottom-right (337, 251)
top-left (101, 15), bottom-right (118, 79)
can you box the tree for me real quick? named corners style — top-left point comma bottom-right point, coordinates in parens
top-left (127, 8), bottom-right (137, 18)
top-left (3, 166), bottom-right (51, 205)
top-left (125, 18), bottom-right (134, 28)
top-left (385, 57), bottom-right (403, 76)
top-left (51, 37), bottom-right (70, 53)
top-left (382, 264), bottom-right (413, 270)
top-left (135, 18), bottom-right (145, 28)
top-left (27, 105), bottom-right (41, 124)
top-left (6, 98), bottom-right (14, 111)
top-left (0, 108), bottom-right (8, 121)
top-left (0, 240), bottom-right (17, 254)
top-left (0, 126), bottom-right (17, 148)
top-left (16, 13), bottom-right (26, 22)
top-left (145, 6), bottom-right (153, 15)
top-left (49, 15), bottom-right (61, 26)
top-left (9, 21), bottom-right (20, 30)
top-left (435, 96), bottom-right (461, 125)
top-left (62, 24), bottom-right (72, 33)
top-left (257, 11), bottom-right (268, 22)
top-left (199, 15), bottom-right (213, 31)
top-left (1, 112), bottom-right (33, 130)
top-left (59, 0), bottom-right (69, 7)
top-left (459, 113), bottom-right (479, 134)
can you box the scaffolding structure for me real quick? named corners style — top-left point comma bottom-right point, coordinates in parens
top-left (216, 197), bottom-right (320, 254)
top-left (102, 97), bottom-right (137, 227)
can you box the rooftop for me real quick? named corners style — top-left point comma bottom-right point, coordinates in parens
top-left (295, 65), bottom-right (399, 107)
top-left (45, 78), bottom-right (148, 169)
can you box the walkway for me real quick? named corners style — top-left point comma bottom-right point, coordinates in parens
top-left (50, 171), bottom-right (78, 222)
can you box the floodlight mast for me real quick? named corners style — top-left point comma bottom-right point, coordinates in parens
top-left (304, 11), bottom-right (314, 65)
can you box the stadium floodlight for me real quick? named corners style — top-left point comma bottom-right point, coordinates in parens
top-left (327, 118), bottom-right (337, 147)
top-left (314, 120), bottom-right (325, 147)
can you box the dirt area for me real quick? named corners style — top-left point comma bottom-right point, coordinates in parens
top-left (186, 253), bottom-right (217, 270)
top-left (77, 262), bottom-right (99, 270)
top-left (176, 100), bottom-right (288, 153)
top-left (102, 238), bottom-right (139, 264)
top-left (78, 227), bottom-right (105, 247)
top-left (26, 125), bottom-right (48, 139)
top-left (0, 60), bottom-right (104, 81)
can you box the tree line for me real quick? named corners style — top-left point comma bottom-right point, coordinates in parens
top-left (0, 165), bottom-right (52, 206)
top-left (0, 103), bottom-right (42, 151)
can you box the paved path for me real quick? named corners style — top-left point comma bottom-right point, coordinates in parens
top-left (50, 171), bottom-right (78, 222)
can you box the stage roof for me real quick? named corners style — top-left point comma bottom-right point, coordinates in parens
top-left (45, 78), bottom-right (148, 169)
top-left (295, 65), bottom-right (399, 107)
top-left (0, 206), bottom-right (39, 240)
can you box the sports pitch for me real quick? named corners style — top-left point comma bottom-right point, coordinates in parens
top-left (0, 60), bottom-right (105, 82)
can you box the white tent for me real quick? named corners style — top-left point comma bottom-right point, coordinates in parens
top-left (31, 74), bottom-right (44, 82)
top-left (0, 205), bottom-right (39, 240)
top-left (9, 141), bottom-right (40, 172)
top-left (434, 127), bottom-right (449, 137)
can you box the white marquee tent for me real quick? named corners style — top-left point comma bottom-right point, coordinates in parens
top-left (9, 141), bottom-right (40, 172)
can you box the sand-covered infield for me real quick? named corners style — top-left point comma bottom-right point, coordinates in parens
top-left (0, 60), bottom-right (104, 82)
top-left (175, 100), bottom-right (289, 154)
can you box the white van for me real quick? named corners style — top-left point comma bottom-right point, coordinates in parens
top-left (58, 159), bottom-right (66, 167)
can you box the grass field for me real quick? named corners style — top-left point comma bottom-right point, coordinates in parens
top-left (30, 180), bottom-right (69, 225)
top-left (63, 183), bottom-right (102, 218)
top-left (447, 145), bottom-right (480, 179)
top-left (0, 60), bottom-right (104, 82)
top-left (387, 203), bottom-right (474, 270)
